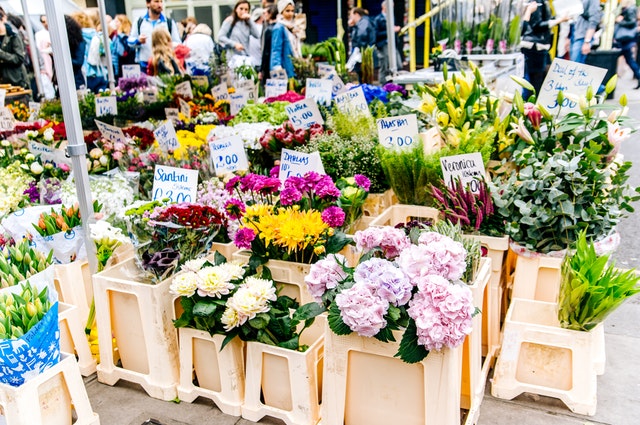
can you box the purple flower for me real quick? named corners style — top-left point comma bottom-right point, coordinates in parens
top-left (225, 175), bottom-right (242, 193)
top-left (353, 174), bottom-right (371, 191)
top-left (314, 176), bottom-right (341, 199)
top-left (383, 83), bottom-right (408, 97)
top-left (280, 185), bottom-right (303, 205)
top-left (407, 275), bottom-right (474, 351)
top-left (321, 206), bottom-right (346, 227)
top-left (354, 258), bottom-right (412, 306)
top-left (234, 227), bottom-right (256, 249)
top-left (23, 181), bottom-right (40, 203)
top-left (336, 282), bottom-right (388, 337)
top-left (270, 165), bottom-right (280, 177)
top-left (224, 198), bottom-right (246, 220)
top-left (305, 253), bottom-right (348, 302)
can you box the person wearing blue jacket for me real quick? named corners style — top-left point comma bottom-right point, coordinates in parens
top-left (270, 7), bottom-right (295, 79)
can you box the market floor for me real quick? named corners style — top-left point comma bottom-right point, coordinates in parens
top-left (83, 69), bottom-right (640, 425)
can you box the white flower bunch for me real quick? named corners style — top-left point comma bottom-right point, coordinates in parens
top-left (61, 173), bottom-right (135, 217)
top-left (89, 220), bottom-right (130, 248)
top-left (207, 122), bottom-right (274, 150)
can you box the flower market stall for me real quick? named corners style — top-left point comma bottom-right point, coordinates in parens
top-left (0, 4), bottom-right (639, 424)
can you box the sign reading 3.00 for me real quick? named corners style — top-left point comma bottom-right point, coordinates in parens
top-left (209, 135), bottom-right (249, 175)
top-left (377, 114), bottom-right (419, 149)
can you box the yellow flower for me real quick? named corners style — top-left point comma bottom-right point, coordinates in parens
top-left (195, 125), bottom-right (216, 141)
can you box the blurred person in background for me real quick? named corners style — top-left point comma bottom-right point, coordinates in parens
top-left (147, 28), bottom-right (182, 76)
top-left (66, 14), bottom-right (86, 90)
top-left (276, 0), bottom-right (303, 59)
top-left (248, 7), bottom-right (264, 69)
top-left (270, 4), bottom-right (295, 79)
top-left (0, 8), bottom-right (28, 89)
top-left (348, 7), bottom-right (375, 81)
top-left (111, 14), bottom-right (137, 79)
top-left (184, 23), bottom-right (214, 74)
top-left (570, 0), bottom-right (602, 63)
top-left (260, 5), bottom-right (277, 85)
top-left (374, 0), bottom-right (402, 84)
top-left (218, 0), bottom-right (261, 68)
top-left (614, 0), bottom-right (640, 88)
top-left (36, 15), bottom-right (55, 91)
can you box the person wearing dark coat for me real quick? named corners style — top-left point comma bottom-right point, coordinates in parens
top-left (348, 7), bottom-right (375, 81)
top-left (0, 8), bottom-right (29, 89)
top-left (66, 15), bottom-right (87, 91)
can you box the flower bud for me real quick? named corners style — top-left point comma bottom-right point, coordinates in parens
top-left (26, 302), bottom-right (37, 318)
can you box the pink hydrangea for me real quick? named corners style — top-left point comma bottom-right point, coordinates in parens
top-left (407, 275), bottom-right (474, 351)
top-left (397, 233), bottom-right (467, 281)
top-left (354, 258), bottom-right (412, 306)
top-left (354, 226), bottom-right (411, 259)
top-left (305, 253), bottom-right (348, 302)
top-left (336, 282), bottom-right (388, 337)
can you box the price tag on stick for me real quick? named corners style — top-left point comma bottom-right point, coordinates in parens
top-left (278, 149), bottom-right (325, 181)
top-left (211, 83), bottom-right (229, 101)
top-left (154, 120), bottom-right (180, 152)
top-left (95, 96), bottom-right (117, 117)
top-left (440, 152), bottom-right (486, 193)
top-left (376, 114), bottom-right (419, 150)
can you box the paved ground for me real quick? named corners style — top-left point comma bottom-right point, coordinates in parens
top-left (82, 66), bottom-right (640, 425)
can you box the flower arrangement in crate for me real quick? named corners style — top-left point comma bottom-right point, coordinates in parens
top-left (0, 162), bottom-right (34, 218)
top-left (225, 172), bottom-right (351, 267)
top-left (305, 225), bottom-right (478, 363)
top-left (171, 252), bottom-right (324, 350)
top-left (490, 79), bottom-right (640, 254)
top-left (124, 201), bottom-right (226, 282)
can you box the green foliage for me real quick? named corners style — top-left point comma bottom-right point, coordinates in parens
top-left (326, 105), bottom-right (377, 140)
top-left (228, 101), bottom-right (290, 125)
top-left (559, 231), bottom-right (640, 331)
top-left (361, 46), bottom-right (375, 84)
top-left (295, 133), bottom-right (389, 193)
top-left (38, 99), bottom-right (63, 121)
top-left (317, 37), bottom-right (348, 80)
top-left (508, 16), bottom-right (521, 47)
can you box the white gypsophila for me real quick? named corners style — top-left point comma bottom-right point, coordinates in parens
top-left (180, 258), bottom-right (208, 273)
top-left (169, 271), bottom-right (199, 297)
top-left (196, 266), bottom-right (235, 298)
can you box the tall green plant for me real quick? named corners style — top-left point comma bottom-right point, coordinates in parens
top-left (558, 232), bottom-right (640, 331)
top-left (319, 37), bottom-right (347, 79)
top-left (361, 46), bottom-right (375, 84)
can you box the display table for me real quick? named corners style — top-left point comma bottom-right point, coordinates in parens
top-left (5, 89), bottom-right (32, 105)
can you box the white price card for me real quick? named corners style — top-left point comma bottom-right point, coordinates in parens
top-left (209, 135), bottom-right (249, 175)
top-left (335, 86), bottom-right (369, 116)
top-left (537, 58), bottom-right (607, 116)
top-left (305, 78), bottom-right (333, 106)
top-left (179, 98), bottom-right (191, 118)
top-left (192, 75), bottom-right (209, 87)
top-left (265, 79), bottom-right (288, 98)
top-left (270, 68), bottom-right (288, 79)
top-left (440, 152), bottom-right (486, 193)
top-left (175, 81), bottom-right (194, 99)
top-left (27, 141), bottom-right (71, 166)
top-left (235, 79), bottom-right (257, 101)
top-left (95, 120), bottom-right (127, 144)
top-left (377, 114), bottom-right (419, 149)
top-left (317, 63), bottom-right (336, 78)
top-left (0, 108), bottom-right (15, 131)
top-left (211, 83), bottom-right (229, 101)
top-left (325, 71), bottom-right (346, 96)
top-left (142, 90), bottom-right (158, 103)
top-left (0, 89), bottom-right (5, 106)
top-left (165, 108), bottom-right (180, 122)
top-left (285, 98), bottom-right (324, 130)
top-left (230, 90), bottom-right (249, 116)
top-left (152, 165), bottom-right (199, 203)
top-left (278, 149), bottom-right (325, 181)
top-left (95, 96), bottom-right (117, 117)
top-left (153, 120), bottom-right (180, 152)
top-left (122, 64), bottom-right (141, 79)
top-left (28, 101), bottom-right (40, 121)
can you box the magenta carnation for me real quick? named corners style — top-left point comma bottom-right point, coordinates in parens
top-left (224, 198), bottom-right (246, 220)
top-left (314, 176), bottom-right (341, 199)
top-left (354, 174), bottom-right (371, 191)
top-left (234, 227), bottom-right (256, 249)
top-left (305, 253), bottom-right (348, 302)
top-left (321, 206), bottom-right (346, 227)
top-left (280, 185), bottom-right (303, 205)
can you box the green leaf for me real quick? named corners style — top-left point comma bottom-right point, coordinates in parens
top-left (192, 302), bottom-right (217, 317)
top-left (278, 336), bottom-right (300, 350)
top-left (328, 303), bottom-right (352, 335)
top-left (373, 326), bottom-right (396, 343)
top-left (394, 319), bottom-right (429, 364)
top-left (249, 313), bottom-right (270, 330)
top-left (212, 251), bottom-right (227, 266)
top-left (292, 302), bottom-right (325, 323)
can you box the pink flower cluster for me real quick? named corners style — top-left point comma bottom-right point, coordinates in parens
top-left (407, 274), bottom-right (474, 351)
top-left (304, 253), bottom-right (348, 302)
top-left (353, 258), bottom-right (412, 306)
top-left (335, 282), bottom-right (388, 337)
top-left (353, 227), bottom-right (411, 259)
top-left (396, 232), bottom-right (467, 282)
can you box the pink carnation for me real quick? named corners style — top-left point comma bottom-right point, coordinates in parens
top-left (335, 282), bottom-right (388, 337)
top-left (305, 253), bottom-right (348, 302)
top-left (407, 275), bottom-right (474, 351)
top-left (397, 233), bottom-right (467, 281)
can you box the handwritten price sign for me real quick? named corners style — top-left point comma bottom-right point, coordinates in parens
top-left (209, 135), bottom-right (249, 175)
top-left (334, 86), bottom-right (369, 116)
top-left (376, 114), bottom-right (419, 149)
top-left (440, 152), bottom-right (486, 193)
top-left (278, 149), bottom-right (325, 181)
top-left (211, 83), bottom-right (229, 101)
top-left (175, 81), bottom-right (194, 99)
top-left (154, 121), bottom-right (180, 152)
top-left (152, 165), bottom-right (199, 203)
top-left (122, 64), bottom-right (141, 79)
top-left (305, 78), bottom-right (333, 106)
top-left (285, 99), bottom-right (324, 130)
top-left (95, 96), bottom-right (117, 117)
top-left (95, 120), bottom-right (127, 144)
top-left (265, 79), bottom-right (288, 98)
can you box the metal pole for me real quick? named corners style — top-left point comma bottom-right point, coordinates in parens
top-left (43, 0), bottom-right (99, 275)
top-left (18, 0), bottom-right (43, 99)
top-left (96, 0), bottom-right (116, 90)
top-left (386, 0), bottom-right (398, 74)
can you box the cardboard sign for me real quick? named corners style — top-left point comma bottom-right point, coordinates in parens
top-left (335, 86), bottom-right (370, 116)
top-left (317, 63), bottom-right (336, 78)
top-left (209, 135), bottom-right (249, 175)
top-left (28, 101), bottom-right (41, 121)
top-left (192, 75), bottom-right (209, 87)
top-left (27, 141), bottom-right (71, 166)
top-left (270, 68), bottom-right (287, 80)
top-left (305, 78), bottom-right (333, 106)
top-left (0, 89), bottom-right (5, 106)
top-left (285, 98), bottom-right (324, 130)
top-left (0, 108), bottom-right (14, 131)
top-left (122, 64), bottom-right (141, 79)
top-left (440, 152), bottom-right (486, 193)
top-left (265, 78), bottom-right (288, 98)
top-left (325, 71), bottom-right (346, 96)
top-left (175, 81), bottom-right (194, 99)
top-left (235, 79), bottom-right (257, 101)
top-left (142, 90), bottom-right (158, 103)
top-left (278, 149), bottom-right (325, 181)
top-left (153, 120), bottom-right (180, 152)
top-left (179, 98), bottom-right (191, 118)
top-left (229, 90), bottom-right (249, 116)
top-left (537, 58), bottom-right (607, 115)
top-left (152, 164), bottom-right (199, 203)
top-left (211, 83), bottom-right (229, 101)
top-left (95, 96), bottom-right (117, 117)
top-left (95, 120), bottom-right (127, 144)
top-left (165, 108), bottom-right (180, 122)
top-left (377, 114), bottom-right (419, 150)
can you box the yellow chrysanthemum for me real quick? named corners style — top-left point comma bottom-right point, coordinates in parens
top-left (195, 124), bottom-right (216, 141)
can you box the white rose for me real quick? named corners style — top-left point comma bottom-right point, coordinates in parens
top-left (24, 153), bottom-right (35, 161)
top-left (99, 155), bottom-right (109, 166)
top-left (30, 162), bottom-right (44, 175)
top-left (43, 127), bottom-right (55, 141)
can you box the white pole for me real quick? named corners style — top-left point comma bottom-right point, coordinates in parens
top-left (386, 0), bottom-right (398, 75)
top-left (19, 0), bottom-right (43, 98)
top-left (43, 0), bottom-right (99, 275)
top-left (96, 0), bottom-right (116, 90)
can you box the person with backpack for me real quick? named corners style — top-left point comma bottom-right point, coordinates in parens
top-left (112, 14), bottom-right (137, 79)
top-left (0, 8), bottom-right (29, 89)
top-left (218, 0), bottom-right (261, 69)
top-left (129, 0), bottom-right (181, 73)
